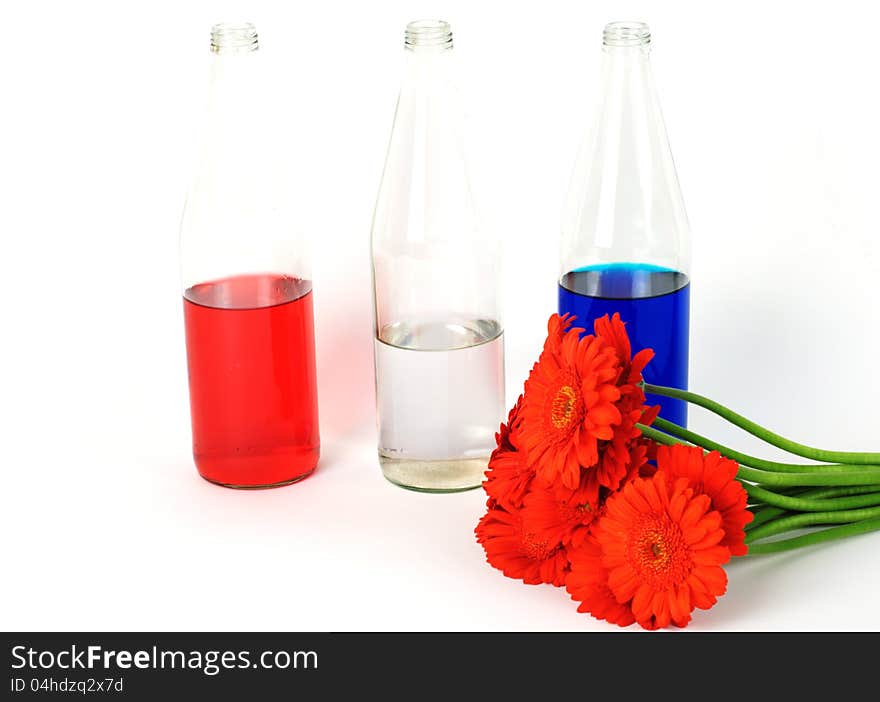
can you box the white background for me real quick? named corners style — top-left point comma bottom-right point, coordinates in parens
top-left (2, 0), bottom-right (878, 631)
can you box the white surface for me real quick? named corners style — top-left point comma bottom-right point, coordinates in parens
top-left (1, 0), bottom-right (878, 631)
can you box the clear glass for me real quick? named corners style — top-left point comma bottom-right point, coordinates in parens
top-left (560, 21), bottom-right (691, 425)
top-left (180, 23), bottom-right (319, 488)
top-left (371, 20), bottom-right (505, 492)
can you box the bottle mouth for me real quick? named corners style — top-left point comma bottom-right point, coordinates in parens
top-left (603, 21), bottom-right (651, 48)
top-left (211, 22), bottom-right (259, 54)
top-left (405, 19), bottom-right (453, 51)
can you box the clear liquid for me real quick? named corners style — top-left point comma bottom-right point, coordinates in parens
top-left (374, 319), bottom-right (505, 492)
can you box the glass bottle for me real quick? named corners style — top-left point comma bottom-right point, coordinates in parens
top-left (371, 20), bottom-right (505, 492)
top-left (180, 23), bottom-right (319, 488)
top-left (560, 21), bottom-right (691, 426)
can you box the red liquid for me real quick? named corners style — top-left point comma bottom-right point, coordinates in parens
top-left (183, 273), bottom-right (319, 487)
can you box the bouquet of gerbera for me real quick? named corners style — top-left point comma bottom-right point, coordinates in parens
top-left (476, 314), bottom-right (880, 629)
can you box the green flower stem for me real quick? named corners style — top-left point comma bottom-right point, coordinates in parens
top-left (743, 483), bottom-right (880, 512)
top-left (748, 487), bottom-right (880, 529)
top-left (644, 383), bottom-right (880, 465)
top-left (775, 487), bottom-right (814, 496)
top-left (744, 506), bottom-right (880, 543)
top-left (636, 424), bottom-right (880, 487)
top-left (745, 519), bottom-right (880, 555)
top-left (747, 506), bottom-right (789, 529)
top-left (744, 484), bottom-right (877, 532)
top-left (723, 463), bottom-right (880, 489)
top-left (637, 424), bottom-right (690, 448)
top-left (796, 486), bottom-right (880, 500)
top-left (653, 417), bottom-right (878, 474)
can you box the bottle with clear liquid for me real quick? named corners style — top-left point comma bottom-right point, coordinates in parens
top-left (371, 20), bottom-right (505, 492)
top-left (560, 21), bottom-right (691, 426)
top-left (180, 23), bottom-right (319, 488)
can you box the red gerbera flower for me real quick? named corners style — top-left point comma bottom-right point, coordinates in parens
top-left (657, 444), bottom-right (754, 556)
top-left (593, 313), bottom-right (654, 385)
top-left (585, 472), bottom-right (731, 629)
top-left (521, 474), bottom-right (599, 548)
top-left (566, 534), bottom-right (636, 627)
top-left (483, 397), bottom-right (534, 510)
top-left (475, 507), bottom-right (569, 586)
top-left (483, 446), bottom-right (534, 511)
top-left (519, 316), bottom-right (623, 489)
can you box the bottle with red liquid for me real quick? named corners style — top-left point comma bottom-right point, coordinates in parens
top-left (180, 22), bottom-right (319, 488)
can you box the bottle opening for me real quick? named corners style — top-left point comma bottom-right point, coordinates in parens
top-left (603, 21), bottom-right (651, 48)
top-left (405, 19), bottom-right (453, 51)
top-left (211, 22), bottom-right (259, 54)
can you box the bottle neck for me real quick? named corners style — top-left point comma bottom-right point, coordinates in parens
top-left (598, 23), bottom-right (655, 100)
top-left (400, 37), bottom-right (455, 100)
top-left (211, 22), bottom-right (258, 55)
top-left (202, 25), bottom-right (264, 158)
top-left (603, 21), bottom-right (651, 50)
top-left (601, 21), bottom-right (652, 74)
top-left (403, 44), bottom-right (453, 80)
top-left (603, 44), bottom-right (651, 62)
top-left (405, 19), bottom-right (453, 53)
top-left (401, 20), bottom-right (453, 84)
top-left (207, 26), bottom-right (261, 114)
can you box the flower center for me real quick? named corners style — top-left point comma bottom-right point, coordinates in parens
top-left (628, 515), bottom-right (691, 588)
top-left (551, 385), bottom-right (578, 429)
top-left (522, 531), bottom-right (554, 560)
top-left (646, 534), bottom-right (669, 569)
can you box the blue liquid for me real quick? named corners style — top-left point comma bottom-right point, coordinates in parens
top-left (558, 263), bottom-right (690, 427)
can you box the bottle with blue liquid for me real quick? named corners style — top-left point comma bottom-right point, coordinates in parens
top-left (560, 21), bottom-right (691, 426)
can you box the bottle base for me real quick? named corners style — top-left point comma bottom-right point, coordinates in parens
top-left (194, 444), bottom-right (320, 490)
top-left (198, 467), bottom-right (316, 490)
top-left (379, 453), bottom-right (487, 493)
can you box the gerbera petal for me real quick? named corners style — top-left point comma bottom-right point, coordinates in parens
top-left (688, 526), bottom-right (726, 551)
top-left (562, 450), bottom-right (582, 489)
top-left (607, 567), bottom-right (640, 602)
top-left (682, 523), bottom-right (709, 546)
top-left (629, 348), bottom-right (655, 379)
top-left (668, 489), bottom-right (689, 522)
top-left (641, 474), bottom-right (665, 513)
top-left (691, 545), bottom-right (731, 567)
top-left (588, 401), bottom-right (622, 426)
top-left (631, 584), bottom-right (655, 621)
top-left (567, 535), bottom-right (638, 627)
top-left (575, 428), bottom-right (599, 467)
top-left (680, 494), bottom-right (711, 528)
top-left (622, 475), bottom-right (649, 503)
top-left (652, 591), bottom-right (672, 629)
top-left (670, 584), bottom-right (691, 624)
top-left (598, 384), bottom-right (623, 402)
